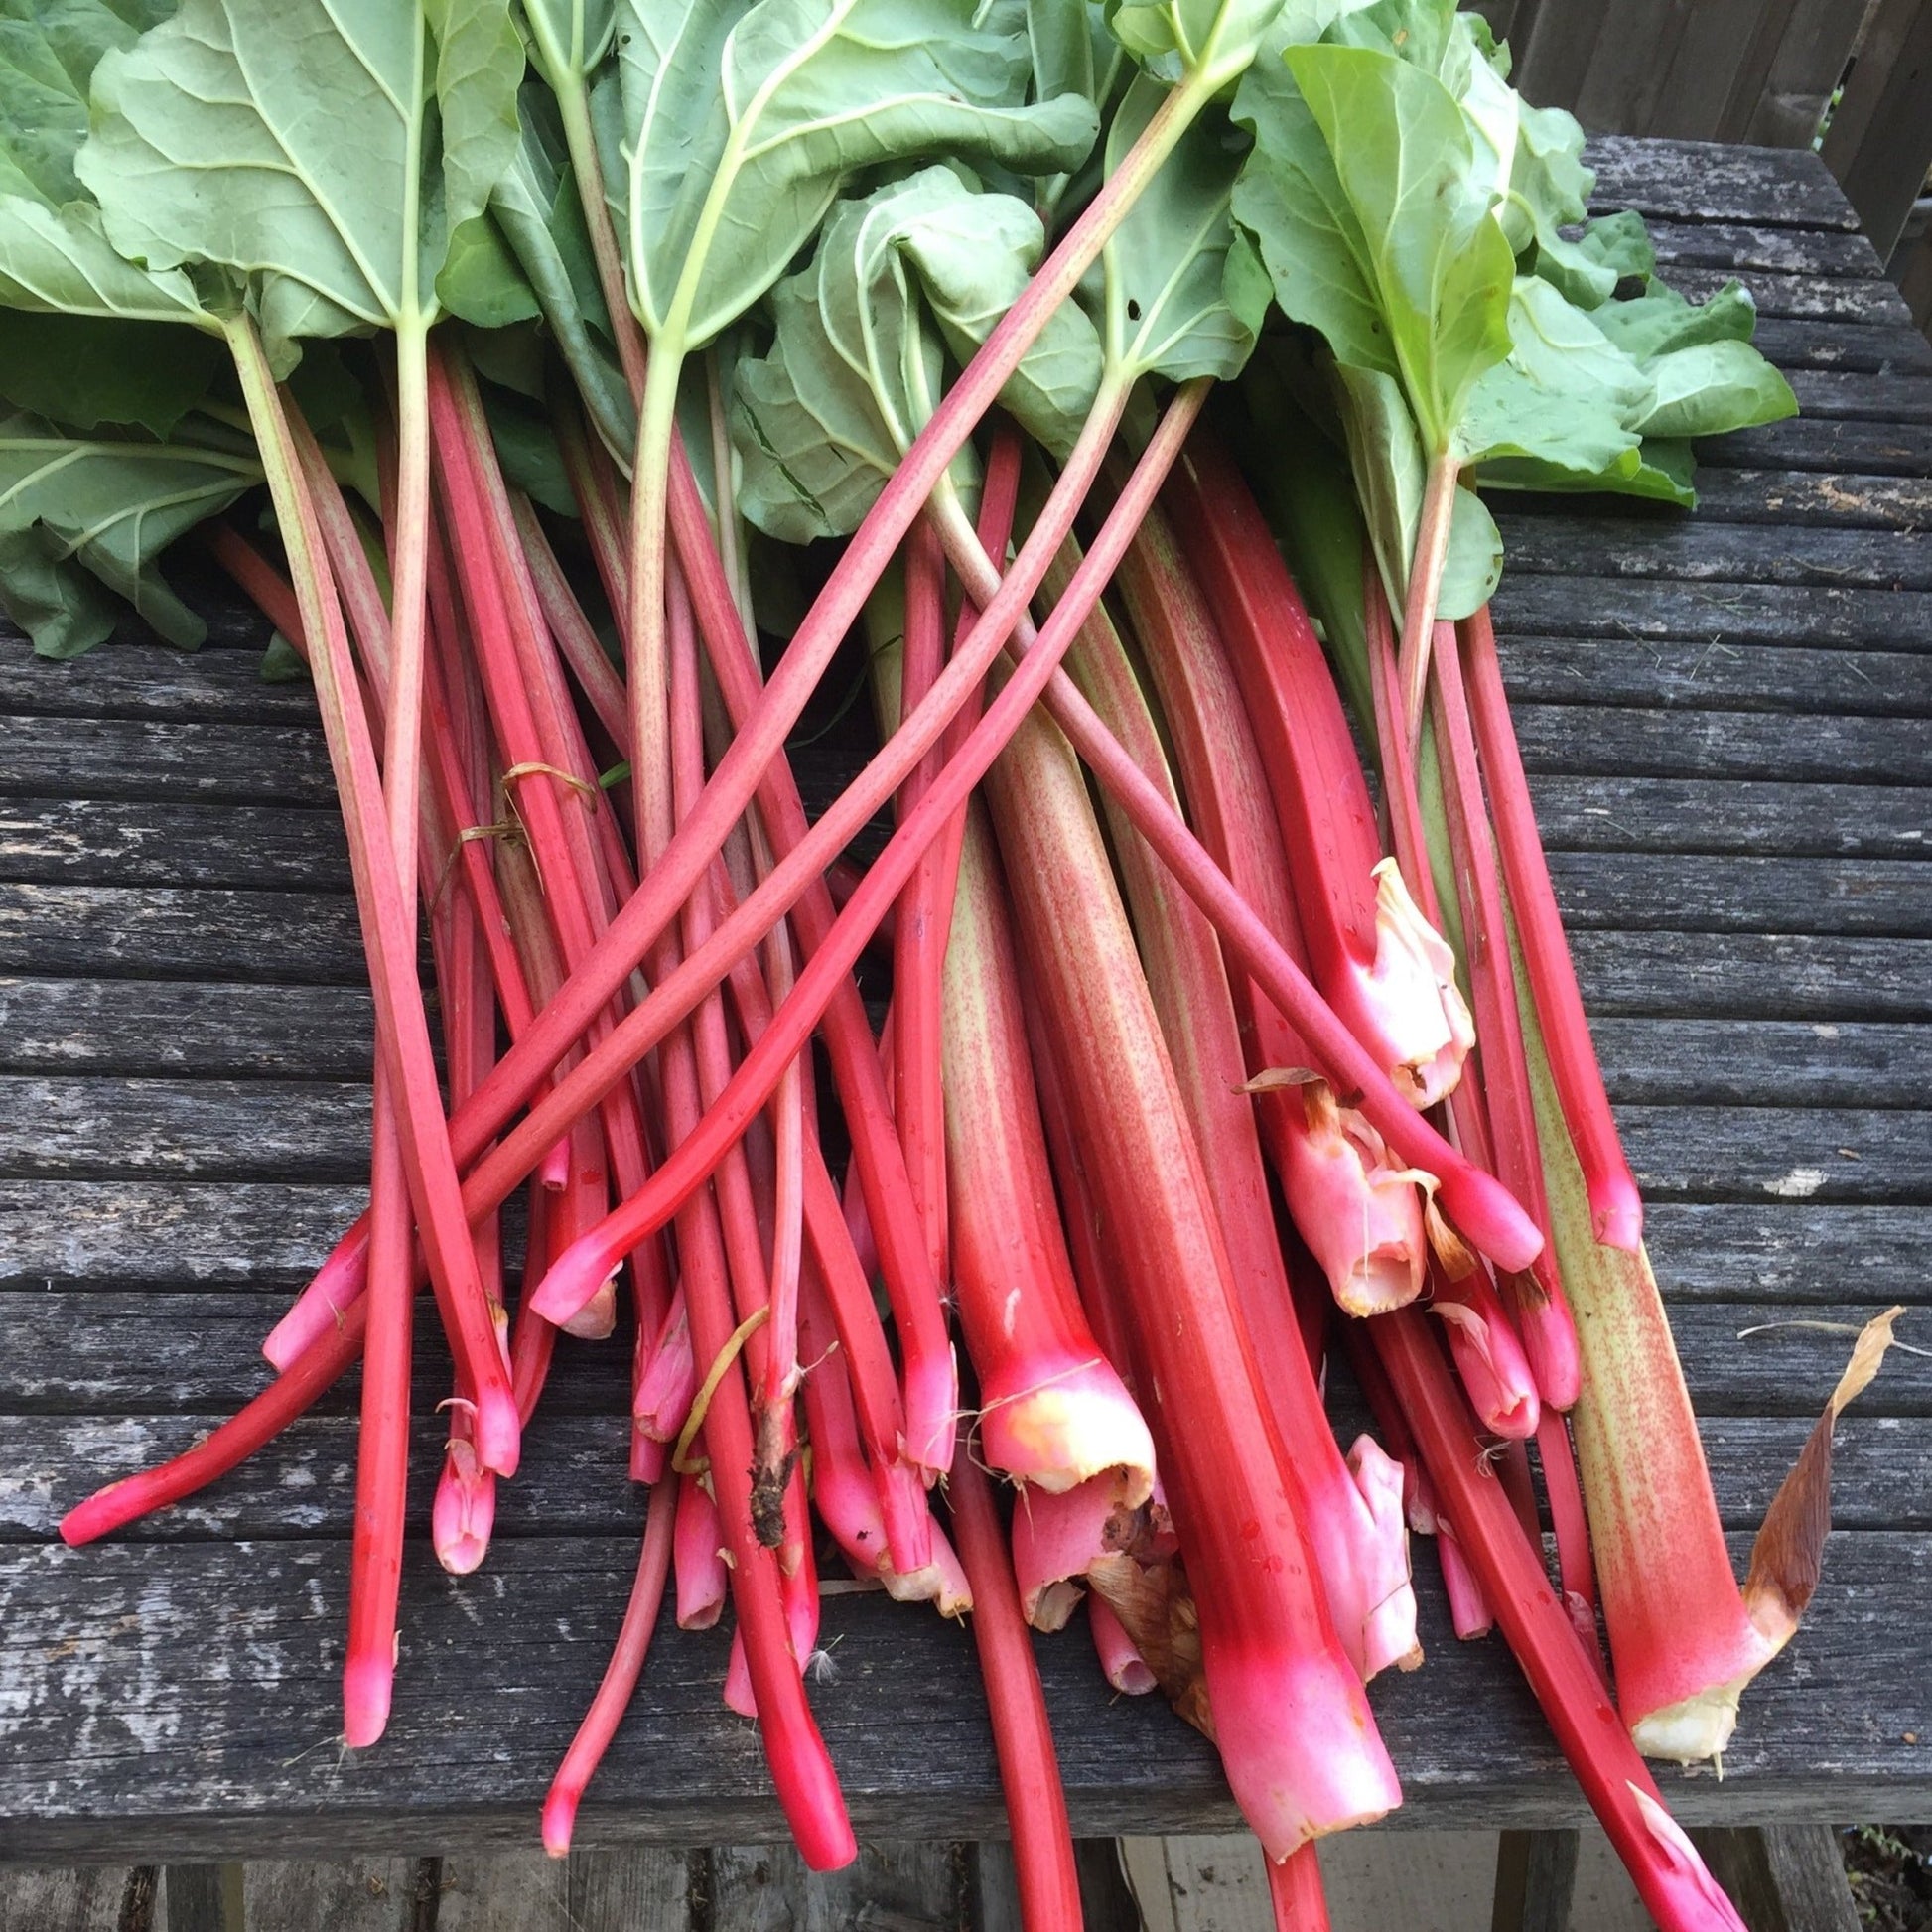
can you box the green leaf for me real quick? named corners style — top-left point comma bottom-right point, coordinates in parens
top-left (1460, 275), bottom-right (1649, 477)
top-left (1105, 0), bottom-right (1356, 82)
top-left (1633, 337), bottom-right (1796, 439)
top-left (437, 214), bottom-right (542, 327)
top-left (0, 0), bottom-right (215, 327)
top-left (483, 385), bottom-right (577, 514)
top-left (1098, 74), bottom-right (1253, 380)
top-left (259, 630), bottom-right (308, 681)
top-left (1591, 274), bottom-right (1759, 359)
top-left (604, 0), bottom-right (1098, 350)
top-left (732, 165), bottom-right (1102, 540)
top-left (1284, 43), bottom-right (1513, 451)
top-left (1479, 438), bottom-right (1697, 508)
top-left (484, 81), bottom-right (632, 454)
top-left (517, 0), bottom-right (619, 82)
top-left (1531, 207), bottom-right (1653, 311)
top-left (0, 408), bottom-right (259, 655)
top-left (79, 0), bottom-right (526, 360)
top-left (0, 307), bottom-right (222, 432)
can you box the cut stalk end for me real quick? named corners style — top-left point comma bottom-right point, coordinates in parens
top-left (341, 1652), bottom-right (394, 1750)
top-left (977, 1356), bottom-right (1157, 1505)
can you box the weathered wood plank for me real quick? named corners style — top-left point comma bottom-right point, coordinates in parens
top-left (1651, 468), bottom-right (1932, 530)
top-left (2, 1531), bottom-right (1928, 1863)
top-left (1671, 1309), bottom-right (1932, 1415)
top-left (1547, 853), bottom-right (1932, 937)
top-left (0, 801), bottom-right (347, 891)
top-left (1512, 626), bottom-right (1925, 724)
top-left (436, 1849), bottom-right (695, 1932)
top-left (0, 641), bottom-right (317, 727)
top-left (0, 1180), bottom-right (366, 1286)
top-left (0, 1866), bottom-right (154, 1932)
top-left (1687, 1827), bottom-right (1860, 1932)
top-left (1488, 575), bottom-right (1932, 648)
top-left (1591, 1018), bottom-right (1931, 1105)
top-left (1644, 1202), bottom-right (1929, 1300)
top-left (0, 886), bottom-right (364, 983)
top-left (1583, 137), bottom-right (1860, 229)
top-left (1568, 930), bottom-right (1932, 1019)
top-left (1784, 368), bottom-right (1932, 423)
top-left (0, 1289), bottom-right (618, 1419)
top-left (707, 1842), bottom-right (963, 1930)
top-left (0, 1076), bottom-right (374, 1181)
top-left (1695, 416), bottom-right (1932, 478)
top-left (1511, 706), bottom-right (1928, 785)
top-left (207, 1860), bottom-right (419, 1932)
top-left (1749, 315), bottom-right (1932, 374)
top-left (1665, 266), bottom-right (1913, 327)
top-left (1493, 516), bottom-right (1932, 590)
top-left (0, 718), bottom-right (335, 806)
top-left (1642, 219), bottom-right (1884, 280)
top-left (1490, 1829), bottom-right (1579, 1932)
top-left (1528, 776), bottom-right (1929, 859)
top-left (0, 982), bottom-right (376, 1079)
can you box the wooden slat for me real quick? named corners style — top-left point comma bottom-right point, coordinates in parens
top-left (1488, 574), bottom-right (1932, 647)
top-left (1695, 415), bottom-right (1932, 477)
top-left (1526, 776), bottom-right (1930, 859)
top-left (218, 1860), bottom-right (422, 1932)
top-left (1665, 265), bottom-right (1913, 326)
top-left (1643, 218), bottom-right (1884, 279)
top-left (0, 717), bottom-right (335, 805)
top-left (0, 1076), bottom-right (374, 1181)
top-left (1672, 1304), bottom-right (1932, 1413)
top-left (1569, 930), bottom-right (1932, 1018)
top-left (1583, 136), bottom-right (1862, 229)
top-left (1592, 1018), bottom-right (1931, 1105)
top-left (1496, 514), bottom-right (1932, 590)
top-left (1546, 852), bottom-right (1932, 936)
top-left (1644, 1201), bottom-right (1929, 1299)
top-left (706, 1843), bottom-right (963, 1930)
top-left (2, 1531), bottom-right (1928, 1862)
top-left (0, 886), bottom-right (364, 983)
top-left (1510, 706), bottom-right (1928, 784)
top-left (0, 1180), bottom-right (365, 1286)
top-left (1785, 367), bottom-right (1932, 422)
top-left (0, 981), bottom-right (376, 1079)
top-left (1819, 0), bottom-right (1932, 258)
top-left (0, 800), bottom-right (347, 891)
top-left (435, 1850), bottom-right (694, 1932)
top-left (1651, 468), bottom-right (1932, 529)
top-left (0, 641), bottom-right (318, 726)
top-left (0, 1867), bottom-right (153, 1932)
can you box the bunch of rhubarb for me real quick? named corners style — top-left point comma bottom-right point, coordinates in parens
top-left (3, 1), bottom-right (1895, 1926)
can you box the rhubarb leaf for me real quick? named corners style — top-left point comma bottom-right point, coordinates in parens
top-left (1634, 338), bottom-right (1796, 439)
top-left (1098, 75), bottom-right (1254, 381)
top-left (79, 0), bottom-right (526, 363)
top-left (0, 0), bottom-right (214, 327)
top-left (0, 409), bottom-right (259, 655)
top-left (1531, 207), bottom-right (1654, 311)
top-left (0, 309), bottom-right (223, 433)
top-left (732, 165), bottom-right (1102, 540)
top-left (1106, 0), bottom-right (1368, 82)
top-left (602, 0), bottom-right (1098, 352)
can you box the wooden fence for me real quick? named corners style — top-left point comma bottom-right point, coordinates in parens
top-left (1477, 0), bottom-right (1932, 327)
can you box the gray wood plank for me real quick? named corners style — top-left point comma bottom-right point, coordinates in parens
top-left (1665, 266), bottom-right (1914, 327)
top-left (1701, 1416), bottom-right (1932, 1529)
top-left (1687, 1826), bottom-right (1860, 1932)
top-left (1583, 136), bottom-right (1860, 229)
top-left (0, 1076), bottom-right (374, 1181)
top-left (1527, 775), bottom-right (1930, 858)
top-left (1506, 627), bottom-right (1932, 709)
top-left (1672, 1304), bottom-right (1932, 1414)
top-left (1642, 218), bottom-right (1884, 279)
top-left (1695, 415), bottom-right (1932, 477)
top-left (1494, 516), bottom-right (1932, 590)
top-left (2, 1414), bottom-right (639, 1545)
top-left (1568, 930), bottom-right (1932, 1018)
top-left (707, 1842), bottom-right (963, 1930)
top-left (1644, 1201), bottom-right (1930, 1300)
top-left (0, 1180), bottom-right (366, 1286)
top-left (0, 982), bottom-right (376, 1079)
top-left (1658, 468), bottom-right (1932, 530)
top-left (0, 641), bottom-right (317, 726)
top-left (1591, 1018), bottom-right (1932, 1106)
top-left (1785, 368), bottom-right (1932, 423)
top-left (0, 1866), bottom-right (153, 1932)
top-left (1547, 852), bottom-right (1932, 937)
top-left (220, 1861), bottom-right (417, 1932)
top-left (1490, 1829), bottom-right (1578, 1932)
top-left (1620, 1105), bottom-right (1928, 1203)
top-left (1488, 574), bottom-right (1932, 647)
top-left (1, 1530), bottom-right (1928, 1862)
top-left (1511, 706), bottom-right (1928, 784)
top-left (0, 801), bottom-right (348, 891)
top-left (1749, 314), bottom-right (1932, 373)
top-left (437, 1850), bottom-right (694, 1932)
top-left (0, 886), bottom-right (364, 983)
top-left (0, 717), bottom-right (335, 806)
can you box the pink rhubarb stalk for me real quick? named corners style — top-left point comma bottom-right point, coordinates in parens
top-left (1162, 439), bottom-right (1473, 1112)
top-left (983, 639), bottom-right (1401, 1856)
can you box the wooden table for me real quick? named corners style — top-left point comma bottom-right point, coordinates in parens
top-left (2, 135), bottom-right (1929, 1906)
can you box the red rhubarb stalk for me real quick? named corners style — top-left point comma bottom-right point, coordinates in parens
top-left (223, 318), bottom-right (519, 1477)
top-left (1162, 439), bottom-right (1473, 1112)
top-left (1460, 607), bottom-right (1642, 1251)
top-left (948, 1423), bottom-right (1083, 1932)
top-left (1043, 532), bottom-right (1417, 1682)
top-left (982, 650), bottom-right (1400, 1859)
top-left (541, 1475), bottom-right (678, 1859)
